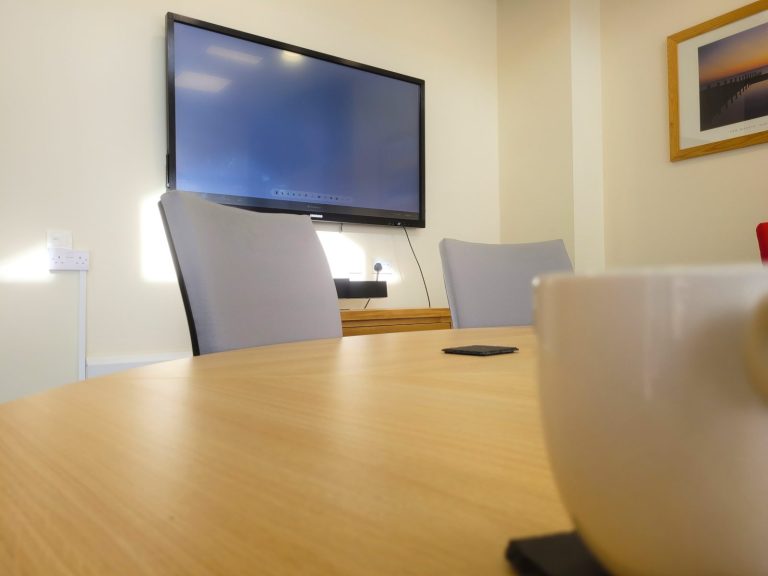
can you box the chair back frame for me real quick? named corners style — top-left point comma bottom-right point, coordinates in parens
top-left (159, 200), bottom-right (201, 355)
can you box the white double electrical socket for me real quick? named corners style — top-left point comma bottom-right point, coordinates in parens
top-left (373, 260), bottom-right (394, 275)
top-left (49, 248), bottom-right (90, 271)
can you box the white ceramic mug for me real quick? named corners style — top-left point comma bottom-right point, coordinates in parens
top-left (535, 266), bottom-right (768, 576)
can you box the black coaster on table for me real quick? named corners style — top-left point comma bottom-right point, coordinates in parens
top-left (506, 532), bottom-right (611, 576)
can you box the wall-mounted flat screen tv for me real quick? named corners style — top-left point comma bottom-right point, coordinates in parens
top-left (166, 13), bottom-right (425, 227)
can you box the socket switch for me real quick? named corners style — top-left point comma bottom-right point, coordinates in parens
top-left (49, 248), bottom-right (90, 271)
top-left (47, 230), bottom-right (73, 250)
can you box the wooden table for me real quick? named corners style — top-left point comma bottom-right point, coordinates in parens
top-left (0, 327), bottom-right (570, 575)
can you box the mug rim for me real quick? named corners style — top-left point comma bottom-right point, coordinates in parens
top-left (535, 263), bottom-right (768, 287)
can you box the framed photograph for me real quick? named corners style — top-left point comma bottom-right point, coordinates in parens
top-left (667, 1), bottom-right (768, 161)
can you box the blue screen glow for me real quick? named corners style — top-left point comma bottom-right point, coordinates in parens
top-left (169, 18), bottom-right (424, 225)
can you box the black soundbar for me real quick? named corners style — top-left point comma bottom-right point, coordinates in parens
top-left (334, 279), bottom-right (388, 299)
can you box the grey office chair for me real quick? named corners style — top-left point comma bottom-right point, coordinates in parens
top-left (159, 190), bottom-right (342, 355)
top-left (439, 238), bottom-right (573, 328)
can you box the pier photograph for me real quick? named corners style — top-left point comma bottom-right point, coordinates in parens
top-left (668, 1), bottom-right (768, 161)
top-left (698, 20), bottom-right (768, 131)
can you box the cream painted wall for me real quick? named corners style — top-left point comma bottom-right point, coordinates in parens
top-left (498, 0), bottom-right (768, 270)
top-left (10, 0), bottom-right (760, 403)
top-left (497, 0), bottom-right (575, 260)
top-left (570, 0), bottom-right (605, 272)
top-left (602, 0), bottom-right (768, 267)
top-left (0, 0), bottom-right (499, 402)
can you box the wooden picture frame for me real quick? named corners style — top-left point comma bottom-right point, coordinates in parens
top-left (667, 0), bottom-right (768, 161)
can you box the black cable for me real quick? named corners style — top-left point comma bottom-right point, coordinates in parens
top-left (363, 267), bottom-right (381, 310)
top-left (402, 226), bottom-right (431, 308)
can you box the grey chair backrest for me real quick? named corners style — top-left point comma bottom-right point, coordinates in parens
top-left (159, 190), bottom-right (342, 355)
top-left (439, 238), bottom-right (573, 328)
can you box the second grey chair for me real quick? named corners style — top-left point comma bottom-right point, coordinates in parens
top-left (159, 190), bottom-right (342, 355)
top-left (439, 238), bottom-right (573, 328)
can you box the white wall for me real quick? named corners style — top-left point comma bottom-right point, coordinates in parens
top-left (0, 0), bottom-right (500, 402)
top-left (570, 0), bottom-right (605, 272)
top-left (7, 0), bottom-right (765, 403)
top-left (601, 0), bottom-right (768, 267)
top-left (498, 0), bottom-right (768, 272)
top-left (497, 0), bottom-right (576, 261)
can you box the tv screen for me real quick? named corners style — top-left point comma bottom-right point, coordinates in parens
top-left (166, 13), bottom-right (425, 227)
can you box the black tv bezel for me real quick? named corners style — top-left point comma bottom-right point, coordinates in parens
top-left (165, 12), bottom-right (426, 228)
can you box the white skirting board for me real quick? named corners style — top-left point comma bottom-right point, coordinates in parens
top-left (86, 353), bottom-right (191, 378)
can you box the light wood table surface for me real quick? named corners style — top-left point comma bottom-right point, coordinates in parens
top-left (0, 327), bottom-right (570, 575)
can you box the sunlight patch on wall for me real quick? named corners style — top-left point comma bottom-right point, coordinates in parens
top-left (0, 245), bottom-right (52, 283)
top-left (316, 230), bottom-right (366, 280)
top-left (140, 194), bottom-right (176, 283)
top-left (316, 230), bottom-right (401, 284)
top-left (141, 196), bottom-right (393, 286)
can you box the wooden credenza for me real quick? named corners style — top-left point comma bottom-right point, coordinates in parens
top-left (340, 308), bottom-right (452, 336)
